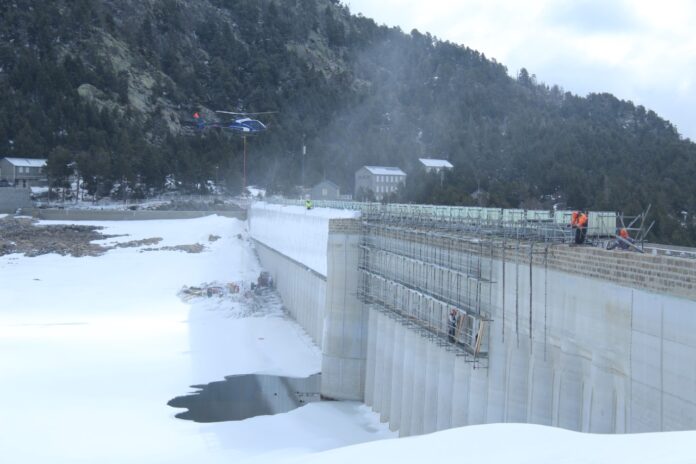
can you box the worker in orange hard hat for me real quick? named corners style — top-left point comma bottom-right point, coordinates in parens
top-left (575, 211), bottom-right (588, 244)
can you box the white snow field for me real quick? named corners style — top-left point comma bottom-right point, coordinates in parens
top-left (0, 215), bottom-right (393, 464)
top-left (297, 423), bottom-right (696, 464)
top-left (2, 214), bottom-right (695, 464)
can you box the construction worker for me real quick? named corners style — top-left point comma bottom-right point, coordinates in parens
top-left (576, 211), bottom-right (588, 244)
top-left (305, 199), bottom-right (313, 210)
top-left (569, 210), bottom-right (580, 243)
top-left (608, 227), bottom-right (633, 250)
top-left (448, 309), bottom-right (458, 343)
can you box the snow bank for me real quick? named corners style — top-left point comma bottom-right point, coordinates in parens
top-left (0, 215), bottom-right (393, 464)
top-left (296, 423), bottom-right (696, 464)
top-left (248, 202), bottom-right (359, 276)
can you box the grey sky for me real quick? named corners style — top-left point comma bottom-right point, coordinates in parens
top-left (345, 0), bottom-right (696, 140)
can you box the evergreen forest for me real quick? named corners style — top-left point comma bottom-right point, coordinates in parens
top-left (1, 0), bottom-right (696, 244)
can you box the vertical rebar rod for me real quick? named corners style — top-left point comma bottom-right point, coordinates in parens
top-left (529, 242), bottom-right (534, 353)
top-left (544, 245), bottom-right (549, 362)
top-left (502, 239), bottom-right (506, 343)
top-left (515, 239), bottom-right (520, 347)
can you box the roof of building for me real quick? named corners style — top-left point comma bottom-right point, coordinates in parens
top-left (2, 157), bottom-right (47, 167)
top-left (314, 179), bottom-right (340, 189)
top-left (361, 166), bottom-right (407, 176)
top-left (418, 158), bottom-right (453, 168)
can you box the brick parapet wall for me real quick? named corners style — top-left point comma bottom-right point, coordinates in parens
top-left (329, 218), bottom-right (362, 234)
top-left (544, 246), bottom-right (696, 300)
top-left (365, 222), bottom-right (696, 301)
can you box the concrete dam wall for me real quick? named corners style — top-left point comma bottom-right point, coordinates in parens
top-left (248, 203), bottom-right (366, 400)
top-left (248, 203), bottom-right (696, 436)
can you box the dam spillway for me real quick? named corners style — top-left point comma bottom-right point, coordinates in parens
top-left (248, 201), bottom-right (696, 435)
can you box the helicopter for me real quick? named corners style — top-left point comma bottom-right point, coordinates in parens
top-left (189, 110), bottom-right (276, 134)
top-left (185, 109), bottom-right (278, 193)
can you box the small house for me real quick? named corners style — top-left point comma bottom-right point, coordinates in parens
top-left (0, 157), bottom-right (48, 187)
top-left (418, 158), bottom-right (453, 174)
top-left (355, 166), bottom-right (406, 201)
top-left (311, 180), bottom-right (341, 201)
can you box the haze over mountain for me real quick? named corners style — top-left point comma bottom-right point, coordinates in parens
top-left (1, 0), bottom-right (695, 243)
top-left (347, 0), bottom-right (696, 142)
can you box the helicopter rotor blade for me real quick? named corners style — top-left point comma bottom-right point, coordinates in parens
top-left (215, 110), bottom-right (279, 116)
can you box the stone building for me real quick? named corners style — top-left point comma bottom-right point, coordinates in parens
top-left (354, 166), bottom-right (406, 201)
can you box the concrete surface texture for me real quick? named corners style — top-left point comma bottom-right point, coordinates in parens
top-left (247, 202), bottom-right (696, 436)
top-left (253, 240), bottom-right (327, 347)
top-left (0, 187), bottom-right (32, 213)
top-left (363, 232), bottom-right (696, 435)
top-left (320, 220), bottom-right (367, 400)
top-left (249, 204), bottom-right (366, 400)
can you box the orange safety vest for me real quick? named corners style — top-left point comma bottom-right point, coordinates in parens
top-left (570, 211), bottom-right (579, 226)
top-left (577, 213), bottom-right (588, 227)
top-left (619, 228), bottom-right (629, 239)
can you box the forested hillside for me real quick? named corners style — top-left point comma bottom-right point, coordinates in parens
top-left (1, 0), bottom-right (695, 243)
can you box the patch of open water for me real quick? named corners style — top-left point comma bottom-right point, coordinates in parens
top-left (168, 373), bottom-right (322, 423)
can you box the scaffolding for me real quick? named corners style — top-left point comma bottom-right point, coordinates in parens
top-left (273, 198), bottom-right (618, 243)
top-left (357, 212), bottom-right (500, 368)
top-left (353, 205), bottom-right (601, 368)
top-left (264, 199), bottom-right (624, 368)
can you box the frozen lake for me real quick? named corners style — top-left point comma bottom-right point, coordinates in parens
top-left (0, 216), bottom-right (394, 463)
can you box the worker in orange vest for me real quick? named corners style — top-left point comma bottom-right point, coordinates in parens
top-left (575, 211), bottom-right (588, 244)
top-left (608, 227), bottom-right (634, 250)
top-left (569, 210), bottom-right (580, 243)
top-left (618, 227), bottom-right (633, 249)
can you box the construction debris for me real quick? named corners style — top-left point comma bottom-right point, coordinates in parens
top-left (180, 282), bottom-right (242, 300)
top-left (180, 272), bottom-right (275, 301)
top-left (179, 272), bottom-right (282, 318)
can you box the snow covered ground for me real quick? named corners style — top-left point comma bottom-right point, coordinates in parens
top-left (0, 215), bottom-right (393, 463)
top-left (248, 202), bottom-right (359, 275)
top-left (298, 423), bottom-right (696, 464)
top-left (2, 214), bottom-right (695, 464)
